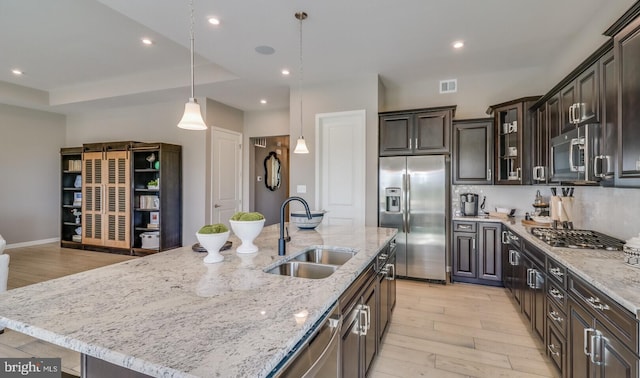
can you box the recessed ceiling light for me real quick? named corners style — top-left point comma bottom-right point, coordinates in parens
top-left (11, 69), bottom-right (23, 76)
top-left (260, 99), bottom-right (267, 104)
top-left (208, 17), bottom-right (220, 25)
top-left (142, 38), bottom-right (153, 45)
top-left (281, 69), bottom-right (290, 76)
top-left (453, 40), bottom-right (464, 49)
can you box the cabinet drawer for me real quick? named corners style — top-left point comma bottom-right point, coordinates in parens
top-left (546, 321), bottom-right (566, 376)
top-left (546, 299), bottom-right (567, 337)
top-left (547, 279), bottom-right (568, 312)
top-left (569, 274), bottom-right (639, 353)
top-left (546, 257), bottom-right (567, 289)
top-left (453, 221), bottom-right (476, 232)
top-left (523, 241), bottom-right (545, 268)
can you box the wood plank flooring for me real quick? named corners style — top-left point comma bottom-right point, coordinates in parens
top-left (0, 244), bottom-right (558, 377)
top-left (370, 279), bottom-right (560, 378)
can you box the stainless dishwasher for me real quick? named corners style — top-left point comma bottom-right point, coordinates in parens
top-left (271, 303), bottom-right (341, 378)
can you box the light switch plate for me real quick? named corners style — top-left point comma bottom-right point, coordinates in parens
top-left (296, 185), bottom-right (306, 193)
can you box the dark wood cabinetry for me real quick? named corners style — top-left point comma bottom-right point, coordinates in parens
top-left (560, 62), bottom-right (600, 133)
top-left (598, 49), bottom-right (618, 186)
top-left (379, 106), bottom-right (455, 156)
top-left (533, 105), bottom-right (549, 183)
top-left (452, 118), bottom-right (493, 184)
top-left (452, 221), bottom-right (501, 285)
top-left (488, 97), bottom-right (539, 185)
top-left (614, 16), bottom-right (640, 187)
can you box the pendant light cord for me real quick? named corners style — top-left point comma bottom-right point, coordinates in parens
top-left (298, 12), bottom-right (304, 138)
top-left (189, 0), bottom-right (195, 99)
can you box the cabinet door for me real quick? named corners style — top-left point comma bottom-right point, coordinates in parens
top-left (363, 281), bottom-right (377, 375)
top-left (378, 274), bottom-right (389, 343)
top-left (595, 319), bottom-right (638, 378)
top-left (452, 232), bottom-right (476, 278)
top-left (388, 252), bottom-right (397, 312)
top-left (533, 106), bottom-right (549, 183)
top-left (502, 244), bottom-right (513, 293)
top-left (569, 299), bottom-right (596, 378)
top-left (341, 306), bottom-right (362, 378)
top-left (548, 94), bottom-right (562, 139)
top-left (82, 152), bottom-right (104, 247)
top-left (414, 111), bottom-right (450, 154)
top-left (576, 63), bottom-right (600, 124)
top-left (599, 49), bottom-right (617, 186)
top-left (615, 18), bottom-right (640, 186)
top-left (452, 119), bottom-right (493, 184)
top-left (521, 257), bottom-right (535, 325)
top-left (547, 320), bottom-right (566, 377)
top-left (494, 103), bottom-right (523, 184)
top-left (103, 150), bottom-right (130, 249)
top-left (478, 223), bottom-right (501, 281)
top-left (379, 114), bottom-right (412, 155)
top-left (561, 83), bottom-right (576, 133)
top-left (533, 271), bottom-right (546, 342)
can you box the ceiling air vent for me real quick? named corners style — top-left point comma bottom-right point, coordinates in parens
top-left (439, 79), bottom-right (457, 94)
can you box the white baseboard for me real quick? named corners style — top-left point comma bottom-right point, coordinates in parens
top-left (5, 237), bottom-right (60, 250)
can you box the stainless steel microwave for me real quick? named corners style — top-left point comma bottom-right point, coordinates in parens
top-left (550, 124), bottom-right (600, 184)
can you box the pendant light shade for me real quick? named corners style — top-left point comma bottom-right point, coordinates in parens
top-left (178, 0), bottom-right (207, 130)
top-left (293, 11), bottom-right (309, 154)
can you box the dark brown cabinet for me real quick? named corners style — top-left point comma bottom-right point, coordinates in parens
top-left (488, 97), bottom-right (539, 185)
top-left (452, 221), bottom-right (501, 285)
top-left (60, 147), bottom-right (84, 248)
top-left (548, 94), bottom-right (562, 139)
top-left (378, 244), bottom-right (396, 343)
top-left (597, 49), bottom-right (618, 186)
top-left (379, 106), bottom-right (455, 156)
top-left (614, 16), bottom-right (640, 187)
top-left (452, 118), bottom-right (493, 184)
top-left (533, 105), bottom-right (549, 183)
top-left (560, 62), bottom-right (600, 133)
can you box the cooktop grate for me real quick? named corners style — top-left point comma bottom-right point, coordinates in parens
top-left (530, 228), bottom-right (625, 251)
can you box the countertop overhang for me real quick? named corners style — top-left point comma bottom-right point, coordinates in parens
top-left (0, 224), bottom-right (397, 378)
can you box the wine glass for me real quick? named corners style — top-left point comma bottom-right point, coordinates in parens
top-left (146, 153), bottom-right (156, 169)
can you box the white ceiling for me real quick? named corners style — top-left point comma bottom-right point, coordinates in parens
top-left (0, 0), bottom-right (635, 114)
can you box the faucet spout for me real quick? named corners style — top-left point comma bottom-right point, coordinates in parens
top-left (278, 196), bottom-right (312, 256)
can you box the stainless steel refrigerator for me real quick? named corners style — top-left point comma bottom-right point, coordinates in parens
top-left (379, 155), bottom-right (447, 280)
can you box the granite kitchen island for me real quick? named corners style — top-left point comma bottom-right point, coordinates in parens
top-left (0, 224), bottom-right (396, 377)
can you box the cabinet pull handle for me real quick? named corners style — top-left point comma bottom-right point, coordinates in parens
top-left (594, 156), bottom-right (603, 178)
top-left (472, 238), bottom-right (476, 253)
top-left (549, 267), bottom-right (564, 277)
top-left (549, 288), bottom-right (563, 300)
top-left (357, 305), bottom-right (367, 336)
top-left (508, 250), bottom-right (514, 265)
top-left (586, 296), bottom-right (610, 311)
top-left (591, 331), bottom-right (604, 365)
top-left (516, 167), bottom-right (521, 180)
top-left (459, 225), bottom-right (471, 230)
top-left (574, 103), bottom-right (582, 123)
top-left (487, 169), bottom-right (492, 181)
top-left (547, 343), bottom-right (560, 357)
top-left (409, 138), bottom-right (412, 150)
top-left (501, 231), bottom-right (508, 244)
top-left (548, 311), bottom-right (563, 323)
top-left (526, 268), bottom-right (532, 287)
top-left (584, 327), bottom-right (594, 357)
top-left (568, 105), bottom-right (574, 123)
top-left (385, 263), bottom-right (396, 280)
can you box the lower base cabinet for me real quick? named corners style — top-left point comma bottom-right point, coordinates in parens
top-left (452, 221), bottom-right (502, 286)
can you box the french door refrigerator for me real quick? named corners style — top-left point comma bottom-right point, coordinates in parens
top-left (379, 155), bottom-right (447, 280)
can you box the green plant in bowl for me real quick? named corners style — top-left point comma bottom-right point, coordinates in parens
top-left (230, 212), bottom-right (264, 221)
top-left (196, 223), bottom-right (230, 264)
top-left (198, 224), bottom-right (229, 234)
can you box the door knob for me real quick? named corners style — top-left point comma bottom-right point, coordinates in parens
top-left (214, 204), bottom-right (221, 208)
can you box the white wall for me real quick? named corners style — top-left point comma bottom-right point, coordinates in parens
top-left (0, 104), bottom-right (66, 244)
top-left (66, 98), bottom-right (243, 246)
top-left (289, 75), bottom-right (380, 225)
top-left (452, 184), bottom-right (640, 241)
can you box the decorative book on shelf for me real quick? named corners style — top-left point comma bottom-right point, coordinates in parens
top-left (73, 192), bottom-right (82, 207)
top-left (139, 195), bottom-right (159, 210)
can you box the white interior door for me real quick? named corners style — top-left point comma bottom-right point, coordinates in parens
top-left (211, 127), bottom-right (242, 227)
top-left (317, 110), bottom-right (366, 227)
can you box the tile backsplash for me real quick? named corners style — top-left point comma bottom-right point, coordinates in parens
top-left (452, 185), bottom-right (640, 241)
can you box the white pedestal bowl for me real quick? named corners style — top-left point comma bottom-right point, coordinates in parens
top-left (196, 231), bottom-right (230, 263)
top-left (229, 219), bottom-right (265, 253)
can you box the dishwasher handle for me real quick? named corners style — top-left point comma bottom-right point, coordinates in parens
top-left (303, 313), bottom-right (341, 378)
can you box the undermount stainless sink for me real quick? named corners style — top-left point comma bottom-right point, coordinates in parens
top-left (292, 247), bottom-right (357, 265)
top-left (265, 261), bottom-right (338, 279)
top-left (265, 246), bottom-right (357, 279)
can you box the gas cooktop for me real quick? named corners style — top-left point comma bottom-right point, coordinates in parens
top-left (530, 228), bottom-right (625, 251)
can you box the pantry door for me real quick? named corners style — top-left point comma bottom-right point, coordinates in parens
top-left (316, 110), bottom-right (366, 227)
top-left (211, 127), bottom-right (242, 228)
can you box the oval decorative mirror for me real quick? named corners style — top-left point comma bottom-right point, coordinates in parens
top-left (264, 151), bottom-right (281, 191)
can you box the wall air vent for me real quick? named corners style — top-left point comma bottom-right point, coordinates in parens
top-left (439, 79), bottom-right (457, 94)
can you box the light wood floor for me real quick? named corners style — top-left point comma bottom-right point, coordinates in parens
top-left (370, 279), bottom-right (560, 378)
top-left (0, 244), bottom-right (558, 377)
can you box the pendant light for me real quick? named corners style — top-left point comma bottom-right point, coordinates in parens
top-left (293, 11), bottom-right (309, 154)
top-left (178, 0), bottom-right (207, 130)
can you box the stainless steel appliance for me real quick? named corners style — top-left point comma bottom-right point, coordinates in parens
top-left (460, 193), bottom-right (478, 216)
top-left (550, 124), bottom-right (601, 184)
top-left (530, 228), bottom-right (625, 251)
top-left (379, 155), bottom-right (447, 280)
top-left (272, 303), bottom-right (341, 377)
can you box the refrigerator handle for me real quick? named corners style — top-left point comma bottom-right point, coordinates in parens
top-left (401, 174), bottom-right (407, 233)
top-left (406, 174), bottom-right (411, 233)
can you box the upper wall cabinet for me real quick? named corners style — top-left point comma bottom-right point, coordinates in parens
top-left (614, 15), bottom-right (640, 187)
top-left (379, 106), bottom-right (456, 156)
top-left (598, 49), bottom-right (618, 186)
top-left (560, 62), bottom-right (600, 133)
top-left (452, 118), bottom-right (493, 185)
top-left (487, 97), bottom-right (540, 185)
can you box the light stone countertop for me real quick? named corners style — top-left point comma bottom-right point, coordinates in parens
top-left (0, 224), bottom-right (397, 378)
top-left (454, 215), bottom-right (640, 318)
